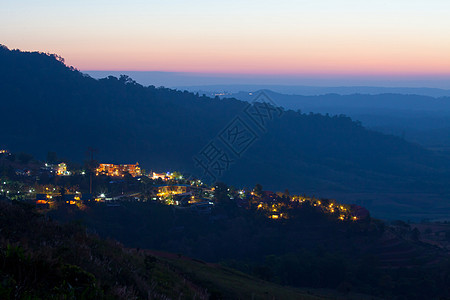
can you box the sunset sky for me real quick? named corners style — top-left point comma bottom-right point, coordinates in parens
top-left (2, 0), bottom-right (450, 86)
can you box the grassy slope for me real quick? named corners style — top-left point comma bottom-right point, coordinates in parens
top-left (147, 251), bottom-right (320, 300)
top-left (0, 199), bottom-right (335, 299)
top-left (48, 201), bottom-right (450, 299)
top-left (147, 250), bottom-right (378, 300)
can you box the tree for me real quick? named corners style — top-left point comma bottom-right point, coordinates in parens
top-left (412, 227), bottom-right (420, 241)
top-left (214, 182), bottom-right (229, 203)
top-left (253, 183), bottom-right (263, 198)
top-left (17, 152), bottom-right (33, 164)
top-left (172, 171), bottom-right (183, 180)
top-left (59, 186), bottom-right (66, 202)
top-left (119, 75), bottom-right (136, 85)
top-left (140, 177), bottom-right (154, 201)
top-left (213, 182), bottom-right (238, 217)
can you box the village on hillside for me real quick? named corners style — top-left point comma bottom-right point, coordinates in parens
top-left (1, 147), bottom-right (369, 222)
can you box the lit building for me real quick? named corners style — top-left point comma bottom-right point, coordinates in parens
top-left (96, 164), bottom-right (119, 177)
top-left (56, 163), bottom-right (71, 176)
top-left (63, 194), bottom-right (81, 205)
top-left (157, 184), bottom-right (192, 197)
top-left (121, 163), bottom-right (141, 177)
top-left (96, 163), bottom-right (141, 177)
top-left (36, 193), bottom-right (52, 204)
top-left (152, 172), bottom-right (172, 181)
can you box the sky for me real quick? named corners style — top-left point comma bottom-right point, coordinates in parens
top-left (2, 0), bottom-right (450, 87)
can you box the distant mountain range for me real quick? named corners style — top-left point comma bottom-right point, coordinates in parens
top-left (176, 84), bottom-right (450, 98)
top-left (85, 71), bottom-right (450, 97)
top-left (229, 89), bottom-right (450, 113)
top-left (2, 45), bottom-right (450, 220)
top-left (222, 90), bottom-right (450, 150)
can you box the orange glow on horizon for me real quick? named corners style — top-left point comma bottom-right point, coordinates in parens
top-left (2, 0), bottom-right (450, 80)
top-left (48, 29), bottom-right (450, 76)
top-left (63, 47), bottom-right (450, 76)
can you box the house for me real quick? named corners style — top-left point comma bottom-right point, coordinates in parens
top-left (173, 193), bottom-right (192, 205)
top-left (96, 162), bottom-right (141, 177)
top-left (189, 201), bottom-right (213, 214)
top-left (63, 194), bottom-right (81, 205)
top-left (157, 184), bottom-right (193, 196)
top-left (151, 172), bottom-right (172, 180)
top-left (350, 205), bottom-right (370, 221)
top-left (56, 163), bottom-right (71, 176)
top-left (261, 191), bottom-right (277, 203)
top-left (36, 194), bottom-right (51, 208)
top-left (81, 193), bottom-right (93, 202)
top-left (15, 169), bottom-right (31, 176)
top-left (36, 194), bottom-right (50, 204)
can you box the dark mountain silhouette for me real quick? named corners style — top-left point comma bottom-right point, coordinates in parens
top-left (1, 44), bottom-right (450, 219)
top-left (229, 89), bottom-right (450, 149)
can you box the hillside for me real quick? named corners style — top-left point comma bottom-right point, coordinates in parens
top-left (1, 45), bottom-right (450, 219)
top-left (48, 199), bottom-right (450, 300)
top-left (230, 89), bottom-right (450, 113)
top-left (229, 90), bottom-right (450, 150)
top-left (1, 200), bottom-right (335, 299)
top-left (0, 152), bottom-right (449, 299)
